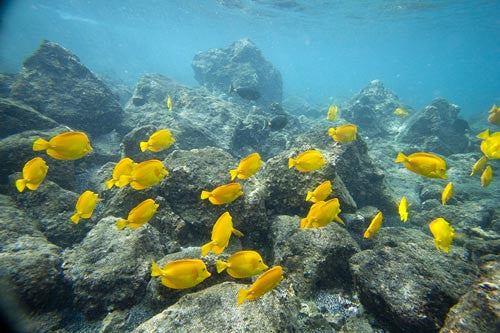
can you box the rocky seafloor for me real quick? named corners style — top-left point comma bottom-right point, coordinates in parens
top-left (0, 39), bottom-right (499, 333)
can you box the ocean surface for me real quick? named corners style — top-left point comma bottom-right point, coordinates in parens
top-left (0, 1), bottom-right (499, 333)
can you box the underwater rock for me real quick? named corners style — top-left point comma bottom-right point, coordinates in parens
top-left (0, 126), bottom-right (77, 193)
top-left (62, 216), bottom-right (164, 318)
top-left (192, 38), bottom-right (283, 107)
top-left (342, 80), bottom-right (406, 137)
top-left (0, 97), bottom-right (59, 139)
top-left (10, 40), bottom-right (123, 135)
top-left (398, 98), bottom-right (471, 155)
top-left (136, 281), bottom-right (323, 333)
top-left (440, 255), bottom-right (500, 333)
top-left (349, 227), bottom-right (478, 333)
top-left (0, 72), bottom-right (17, 97)
top-left (271, 215), bottom-right (360, 298)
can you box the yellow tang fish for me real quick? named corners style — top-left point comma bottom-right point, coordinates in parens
top-left (15, 157), bottom-right (48, 192)
top-left (166, 96), bottom-right (173, 111)
top-left (300, 198), bottom-right (344, 229)
top-left (140, 129), bottom-right (175, 153)
top-left (306, 180), bottom-right (332, 203)
top-left (394, 107), bottom-right (408, 117)
top-left (237, 265), bottom-right (284, 306)
top-left (470, 155), bottom-right (488, 176)
top-left (328, 124), bottom-right (357, 143)
top-left (216, 250), bottom-right (268, 278)
top-left (288, 149), bottom-right (326, 172)
top-left (398, 196), bottom-right (408, 223)
top-left (477, 129), bottom-right (500, 159)
top-left (395, 152), bottom-right (447, 179)
top-left (201, 212), bottom-right (243, 256)
top-left (118, 159), bottom-right (168, 190)
top-left (70, 190), bottom-right (102, 224)
top-left (487, 104), bottom-right (500, 126)
top-left (363, 211), bottom-right (383, 239)
top-left (151, 259), bottom-right (211, 289)
top-left (481, 165), bottom-right (493, 188)
top-left (200, 182), bottom-right (243, 205)
top-left (327, 105), bottom-right (338, 121)
top-left (33, 131), bottom-right (92, 160)
top-left (429, 217), bottom-right (454, 253)
top-left (116, 198), bottom-right (159, 230)
top-left (105, 158), bottom-right (136, 189)
top-left (230, 152), bottom-right (263, 180)
top-left (441, 182), bottom-right (453, 205)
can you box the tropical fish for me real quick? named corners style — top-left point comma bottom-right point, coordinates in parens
top-left (166, 96), bottom-right (172, 111)
top-left (470, 156), bottom-right (488, 176)
top-left (398, 196), bottom-right (408, 223)
top-left (394, 107), bottom-right (408, 117)
top-left (230, 153), bottom-right (263, 180)
top-left (327, 105), bottom-right (338, 121)
top-left (200, 182), bottom-right (243, 205)
top-left (201, 212), bottom-right (243, 256)
top-left (481, 165), bottom-right (493, 188)
top-left (151, 259), bottom-right (211, 289)
top-left (140, 129), bottom-right (175, 153)
top-left (105, 158), bottom-right (136, 189)
top-left (441, 182), bottom-right (453, 205)
top-left (363, 211), bottom-right (383, 239)
top-left (487, 104), bottom-right (500, 126)
top-left (476, 129), bottom-right (500, 159)
top-left (118, 159), bottom-right (168, 190)
top-left (33, 131), bottom-right (92, 160)
top-left (237, 266), bottom-right (284, 306)
top-left (70, 190), bottom-right (101, 224)
top-left (116, 199), bottom-right (159, 230)
top-left (229, 84), bottom-right (260, 100)
top-left (216, 250), bottom-right (268, 278)
top-left (328, 124), bottom-right (357, 143)
top-left (429, 217), bottom-right (454, 253)
top-left (268, 115), bottom-right (288, 131)
top-left (395, 152), bottom-right (447, 179)
top-left (288, 149), bottom-right (326, 172)
top-left (300, 198), bottom-right (344, 229)
top-left (305, 180), bottom-right (332, 203)
top-left (15, 157), bottom-right (48, 192)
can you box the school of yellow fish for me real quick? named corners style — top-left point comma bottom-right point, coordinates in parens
top-left (13, 99), bottom-right (499, 307)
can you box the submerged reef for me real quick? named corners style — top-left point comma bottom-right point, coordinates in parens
top-left (0, 39), bottom-right (498, 333)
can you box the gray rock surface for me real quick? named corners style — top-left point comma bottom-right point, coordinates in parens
top-left (192, 38), bottom-right (282, 107)
top-left (10, 40), bottom-right (123, 135)
top-left (62, 216), bottom-right (164, 318)
top-left (0, 72), bottom-right (17, 97)
top-left (349, 227), bottom-right (479, 332)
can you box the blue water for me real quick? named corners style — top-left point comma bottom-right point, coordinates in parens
top-left (0, 0), bottom-right (498, 117)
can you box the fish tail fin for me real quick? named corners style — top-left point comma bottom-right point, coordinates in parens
top-left (117, 175), bottom-right (132, 187)
top-left (200, 190), bottom-right (211, 200)
top-left (300, 218), bottom-right (308, 229)
top-left (237, 288), bottom-right (249, 306)
top-left (335, 216), bottom-right (345, 225)
top-left (232, 228), bottom-right (244, 237)
top-left (201, 241), bottom-right (214, 257)
top-left (288, 158), bottom-right (295, 169)
top-left (115, 219), bottom-right (128, 230)
top-left (32, 138), bottom-right (49, 151)
top-left (305, 191), bottom-right (313, 202)
top-left (104, 179), bottom-right (114, 189)
top-left (216, 260), bottom-right (228, 273)
top-left (151, 261), bottom-right (162, 277)
top-left (70, 213), bottom-right (80, 224)
top-left (15, 179), bottom-right (27, 192)
top-left (328, 127), bottom-right (336, 137)
top-left (229, 169), bottom-right (238, 180)
top-left (139, 141), bottom-right (148, 152)
top-left (476, 129), bottom-right (490, 139)
top-left (395, 152), bottom-right (407, 163)
top-left (229, 84), bottom-right (235, 93)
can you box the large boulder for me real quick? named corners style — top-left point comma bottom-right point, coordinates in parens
top-left (10, 40), bottom-right (123, 135)
top-left (349, 227), bottom-right (478, 333)
top-left (192, 38), bottom-right (282, 107)
top-left (398, 98), bottom-right (471, 155)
